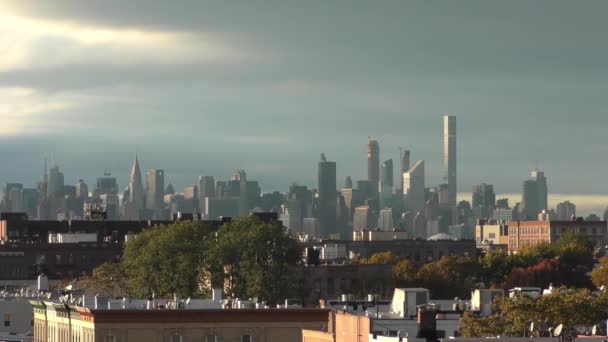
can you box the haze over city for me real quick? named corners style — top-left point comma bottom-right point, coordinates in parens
top-left (1, 0), bottom-right (608, 214)
top-left (5, 2), bottom-right (608, 342)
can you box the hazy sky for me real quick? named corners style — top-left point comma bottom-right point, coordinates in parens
top-left (1, 1), bottom-right (607, 213)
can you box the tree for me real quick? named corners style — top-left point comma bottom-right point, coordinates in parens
top-left (210, 217), bottom-right (302, 305)
top-left (393, 259), bottom-right (418, 287)
top-left (517, 242), bottom-right (556, 267)
top-left (479, 250), bottom-right (521, 287)
top-left (79, 261), bottom-right (128, 298)
top-left (459, 311), bottom-right (506, 338)
top-left (502, 258), bottom-right (561, 291)
top-left (121, 221), bottom-right (213, 298)
top-left (415, 256), bottom-right (478, 299)
top-left (118, 217), bottom-right (303, 304)
top-left (369, 251), bottom-right (398, 265)
top-left (459, 288), bottom-right (608, 338)
top-left (591, 256), bottom-right (608, 289)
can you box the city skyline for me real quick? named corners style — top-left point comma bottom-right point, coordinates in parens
top-left (3, 142), bottom-right (608, 217)
top-left (1, 1), bottom-right (608, 206)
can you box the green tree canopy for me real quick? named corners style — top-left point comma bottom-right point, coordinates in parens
top-left (78, 261), bottom-right (127, 298)
top-left (393, 259), bottom-right (419, 287)
top-left (210, 217), bottom-right (302, 304)
top-left (118, 217), bottom-right (302, 303)
top-left (460, 288), bottom-right (608, 338)
top-left (121, 220), bottom-right (213, 298)
top-left (591, 256), bottom-right (608, 289)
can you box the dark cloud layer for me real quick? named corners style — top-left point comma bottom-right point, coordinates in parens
top-left (1, 0), bottom-right (608, 201)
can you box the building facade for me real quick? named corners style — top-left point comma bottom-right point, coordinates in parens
top-left (520, 170), bottom-right (548, 220)
top-left (367, 139), bottom-right (380, 191)
top-left (318, 156), bottom-right (337, 237)
top-left (399, 149), bottom-right (411, 194)
top-left (32, 301), bottom-right (330, 342)
top-left (507, 220), bottom-right (607, 252)
top-left (145, 169), bottom-right (165, 211)
top-left (403, 161), bottom-right (425, 213)
top-left (556, 201), bottom-right (576, 221)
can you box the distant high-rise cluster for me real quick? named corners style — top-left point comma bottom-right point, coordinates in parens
top-left (3, 114), bottom-right (593, 240)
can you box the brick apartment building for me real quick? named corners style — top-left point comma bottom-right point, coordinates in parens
top-left (507, 220), bottom-right (607, 252)
top-left (31, 299), bottom-right (330, 342)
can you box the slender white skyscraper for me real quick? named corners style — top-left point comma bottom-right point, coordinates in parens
top-left (443, 115), bottom-right (457, 206)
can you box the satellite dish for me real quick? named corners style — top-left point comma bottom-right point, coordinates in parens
top-left (592, 325), bottom-right (597, 336)
top-left (530, 322), bottom-right (535, 333)
top-left (553, 324), bottom-right (563, 337)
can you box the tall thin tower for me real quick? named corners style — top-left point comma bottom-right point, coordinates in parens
top-left (318, 154), bottom-right (337, 237)
top-left (443, 115), bottom-right (457, 206)
top-left (367, 138), bottom-right (380, 189)
top-left (399, 148), bottom-right (410, 192)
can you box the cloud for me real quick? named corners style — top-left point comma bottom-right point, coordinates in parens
top-left (0, 87), bottom-right (79, 135)
top-left (0, 12), bottom-right (244, 73)
top-left (0, 0), bottom-right (607, 198)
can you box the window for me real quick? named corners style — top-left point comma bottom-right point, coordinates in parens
top-left (3, 313), bottom-right (11, 327)
top-left (488, 233), bottom-right (496, 239)
top-left (171, 335), bottom-right (182, 342)
top-left (242, 335), bottom-right (252, 342)
top-left (104, 336), bottom-right (115, 342)
top-left (206, 335), bottom-right (218, 342)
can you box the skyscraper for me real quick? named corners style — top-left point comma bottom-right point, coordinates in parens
top-left (556, 201), bottom-right (576, 220)
top-left (353, 205), bottom-right (376, 231)
top-left (403, 160), bottom-right (425, 213)
top-left (399, 149), bottom-right (410, 192)
top-left (472, 183), bottom-right (496, 210)
top-left (378, 208), bottom-right (394, 230)
top-left (443, 115), bottom-right (457, 207)
top-left (381, 159), bottom-right (393, 188)
top-left (380, 159), bottom-right (394, 208)
top-left (199, 177), bottom-right (216, 199)
top-left (532, 170), bottom-right (548, 212)
top-left (521, 170), bottom-right (548, 220)
top-left (145, 169), bottom-right (165, 210)
top-left (198, 176), bottom-right (216, 211)
top-left (128, 155), bottom-right (144, 210)
top-left (75, 179), bottom-right (88, 199)
top-left (343, 176), bottom-right (353, 189)
top-left (317, 154), bottom-right (337, 237)
top-left (47, 162), bottom-right (64, 198)
top-left (367, 138), bottom-right (380, 189)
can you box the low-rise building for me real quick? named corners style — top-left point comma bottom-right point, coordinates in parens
top-left (507, 220), bottom-right (607, 252)
top-left (353, 230), bottom-right (409, 242)
top-left (302, 239), bottom-right (477, 263)
top-left (475, 220), bottom-right (508, 246)
top-left (31, 295), bottom-right (330, 342)
top-left (303, 287), bottom-right (496, 342)
top-left (0, 298), bottom-right (33, 341)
